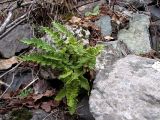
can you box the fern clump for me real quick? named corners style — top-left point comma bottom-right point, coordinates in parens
top-left (21, 21), bottom-right (103, 114)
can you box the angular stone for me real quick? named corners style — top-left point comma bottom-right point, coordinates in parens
top-left (149, 5), bottom-right (160, 21)
top-left (95, 15), bottom-right (112, 36)
top-left (0, 24), bottom-right (32, 58)
top-left (95, 40), bottom-right (130, 70)
top-left (118, 13), bottom-right (152, 54)
top-left (89, 55), bottom-right (160, 120)
top-left (77, 96), bottom-right (95, 120)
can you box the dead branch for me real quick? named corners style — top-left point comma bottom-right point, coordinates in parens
top-left (0, 1), bottom-right (35, 36)
top-left (0, 17), bottom-right (26, 39)
top-left (0, 73), bottom-right (15, 98)
top-left (0, 61), bottom-right (22, 79)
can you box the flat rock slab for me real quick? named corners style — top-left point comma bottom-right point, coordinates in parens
top-left (118, 13), bottom-right (151, 54)
top-left (89, 55), bottom-right (160, 120)
top-left (0, 24), bottom-right (32, 58)
top-left (95, 15), bottom-right (112, 36)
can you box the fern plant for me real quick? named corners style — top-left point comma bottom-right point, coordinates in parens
top-left (21, 21), bottom-right (103, 114)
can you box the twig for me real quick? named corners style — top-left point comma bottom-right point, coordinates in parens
top-left (0, 0), bottom-right (16, 4)
top-left (42, 110), bottom-right (59, 120)
top-left (0, 80), bottom-right (9, 87)
top-left (6, 13), bottom-right (27, 29)
top-left (22, 77), bottom-right (39, 91)
top-left (0, 17), bottom-right (26, 39)
top-left (0, 1), bottom-right (35, 36)
top-left (0, 61), bottom-right (22, 79)
top-left (0, 73), bottom-right (14, 98)
top-left (73, 0), bottom-right (100, 9)
top-left (42, 112), bottom-right (54, 120)
top-left (0, 11), bottom-right (12, 34)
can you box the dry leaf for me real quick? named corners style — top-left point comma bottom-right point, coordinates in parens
top-left (33, 90), bottom-right (55, 102)
top-left (69, 16), bottom-right (81, 24)
top-left (0, 56), bottom-right (18, 70)
top-left (41, 100), bottom-right (53, 112)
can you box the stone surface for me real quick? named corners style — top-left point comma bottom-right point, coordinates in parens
top-left (0, 109), bottom-right (64, 120)
top-left (95, 40), bottom-right (130, 70)
top-left (3, 68), bottom-right (33, 92)
top-left (150, 20), bottom-right (160, 51)
top-left (149, 5), bottom-right (160, 21)
top-left (95, 15), bottom-right (112, 36)
top-left (77, 96), bottom-right (95, 120)
top-left (89, 55), bottom-right (160, 120)
top-left (0, 24), bottom-right (32, 58)
top-left (78, 0), bottom-right (106, 15)
top-left (118, 13), bottom-right (152, 54)
top-left (119, 0), bottom-right (152, 6)
top-left (31, 109), bottom-right (63, 120)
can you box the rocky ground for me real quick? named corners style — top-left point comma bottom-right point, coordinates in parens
top-left (0, 0), bottom-right (160, 120)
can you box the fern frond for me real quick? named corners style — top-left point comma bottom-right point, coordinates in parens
top-left (79, 76), bottom-right (90, 91)
top-left (22, 53), bottom-right (56, 68)
top-left (52, 21), bottom-right (73, 37)
top-left (66, 83), bottom-right (79, 114)
top-left (22, 38), bottom-right (55, 52)
top-left (21, 21), bottom-right (103, 115)
top-left (59, 70), bottom-right (73, 79)
top-left (55, 87), bottom-right (66, 101)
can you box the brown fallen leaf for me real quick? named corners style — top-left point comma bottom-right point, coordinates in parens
top-left (33, 90), bottom-right (55, 102)
top-left (0, 56), bottom-right (18, 70)
top-left (41, 100), bottom-right (53, 112)
top-left (69, 16), bottom-right (81, 24)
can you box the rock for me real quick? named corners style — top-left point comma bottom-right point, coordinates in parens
top-left (118, 0), bottom-right (153, 7)
top-left (150, 20), bottom-right (160, 51)
top-left (39, 67), bottom-right (60, 80)
top-left (0, 109), bottom-right (64, 120)
top-left (95, 15), bottom-right (112, 36)
top-left (78, 0), bottom-right (106, 15)
top-left (0, 24), bottom-right (33, 58)
top-left (149, 5), bottom-right (160, 21)
top-left (118, 13), bottom-right (152, 54)
top-left (77, 96), bottom-right (95, 120)
top-left (90, 55), bottom-right (160, 120)
top-left (96, 40), bottom-right (130, 70)
top-left (3, 68), bottom-right (33, 92)
top-left (31, 109), bottom-right (64, 120)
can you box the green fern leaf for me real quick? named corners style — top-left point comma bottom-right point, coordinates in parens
top-left (55, 87), bottom-right (66, 101)
top-left (80, 76), bottom-right (90, 91)
top-left (59, 70), bottom-right (73, 79)
top-left (22, 38), bottom-right (54, 52)
top-left (52, 21), bottom-right (73, 37)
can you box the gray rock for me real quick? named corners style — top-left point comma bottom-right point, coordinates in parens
top-left (78, 0), bottom-right (106, 15)
top-left (3, 68), bottom-right (33, 92)
top-left (150, 20), bottom-right (160, 51)
top-left (31, 109), bottom-right (64, 120)
top-left (149, 5), bottom-right (160, 21)
top-left (0, 24), bottom-right (33, 58)
top-left (40, 67), bottom-right (60, 80)
top-left (95, 16), bottom-right (112, 36)
top-left (119, 0), bottom-right (152, 6)
top-left (89, 55), bottom-right (160, 120)
top-left (118, 13), bottom-right (152, 54)
top-left (77, 96), bottom-right (95, 120)
top-left (96, 40), bottom-right (130, 70)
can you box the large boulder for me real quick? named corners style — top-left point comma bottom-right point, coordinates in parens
top-left (89, 54), bottom-right (160, 120)
top-left (0, 24), bottom-right (32, 58)
top-left (118, 13), bottom-right (152, 54)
